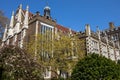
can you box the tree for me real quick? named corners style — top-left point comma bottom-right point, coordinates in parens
top-left (71, 53), bottom-right (120, 80)
top-left (26, 32), bottom-right (85, 79)
top-left (0, 45), bottom-right (43, 80)
top-left (0, 10), bottom-right (9, 43)
top-left (118, 59), bottom-right (120, 64)
top-left (52, 32), bottom-right (85, 78)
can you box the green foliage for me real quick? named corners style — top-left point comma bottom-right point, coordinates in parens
top-left (0, 46), bottom-right (43, 80)
top-left (71, 53), bottom-right (120, 80)
top-left (118, 60), bottom-right (120, 64)
top-left (26, 32), bottom-right (85, 78)
top-left (51, 77), bottom-right (65, 80)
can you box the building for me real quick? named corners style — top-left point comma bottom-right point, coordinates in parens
top-left (2, 4), bottom-right (74, 48)
top-left (1, 4), bottom-right (75, 79)
top-left (1, 4), bottom-right (120, 79)
top-left (78, 23), bottom-right (120, 61)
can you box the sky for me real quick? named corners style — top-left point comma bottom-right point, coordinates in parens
top-left (0, 0), bottom-right (120, 32)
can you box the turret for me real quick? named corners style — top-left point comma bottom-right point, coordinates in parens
top-left (23, 5), bottom-right (29, 29)
top-left (44, 6), bottom-right (51, 19)
top-left (17, 4), bottom-right (22, 22)
top-left (8, 11), bottom-right (14, 37)
top-left (97, 26), bottom-right (101, 40)
top-left (2, 24), bottom-right (8, 42)
top-left (14, 4), bottom-right (22, 33)
top-left (10, 11), bottom-right (14, 28)
top-left (85, 24), bottom-right (91, 36)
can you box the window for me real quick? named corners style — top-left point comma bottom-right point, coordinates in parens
top-left (40, 22), bottom-right (54, 34)
top-left (39, 22), bottom-right (54, 60)
top-left (92, 40), bottom-right (99, 52)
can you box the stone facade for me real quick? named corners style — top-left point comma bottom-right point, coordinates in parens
top-left (1, 4), bottom-right (120, 79)
top-left (78, 24), bottom-right (120, 61)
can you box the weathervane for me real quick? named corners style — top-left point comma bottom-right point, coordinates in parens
top-left (46, 0), bottom-right (49, 6)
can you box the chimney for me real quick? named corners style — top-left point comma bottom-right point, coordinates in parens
top-left (36, 11), bottom-right (40, 15)
top-left (85, 24), bottom-right (91, 36)
top-left (109, 22), bottom-right (115, 30)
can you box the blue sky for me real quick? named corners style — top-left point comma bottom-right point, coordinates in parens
top-left (0, 0), bottom-right (120, 31)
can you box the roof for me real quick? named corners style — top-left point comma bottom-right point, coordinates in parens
top-left (44, 6), bottom-right (51, 10)
top-left (22, 10), bottom-right (34, 18)
top-left (22, 10), bottom-right (76, 34)
top-left (56, 24), bottom-right (76, 34)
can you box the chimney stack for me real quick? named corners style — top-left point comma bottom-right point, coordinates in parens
top-left (85, 24), bottom-right (91, 36)
top-left (109, 22), bottom-right (115, 30)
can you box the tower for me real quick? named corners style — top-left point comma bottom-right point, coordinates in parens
top-left (44, 5), bottom-right (51, 19)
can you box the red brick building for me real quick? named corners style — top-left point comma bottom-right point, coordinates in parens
top-left (1, 5), bottom-right (76, 79)
top-left (2, 4), bottom-right (75, 48)
top-left (2, 4), bottom-right (120, 79)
